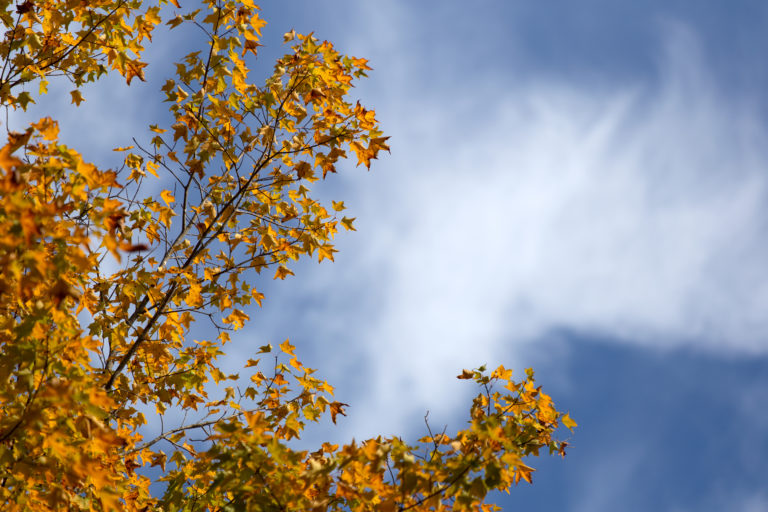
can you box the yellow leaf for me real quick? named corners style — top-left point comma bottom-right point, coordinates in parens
top-left (223, 309), bottom-right (249, 329)
top-left (279, 339), bottom-right (295, 356)
top-left (516, 464), bottom-right (534, 484)
top-left (491, 365), bottom-right (513, 380)
top-left (160, 189), bottom-right (175, 205)
top-left (318, 245), bottom-right (337, 262)
top-left (146, 160), bottom-right (160, 178)
top-left (186, 282), bottom-right (202, 307)
top-left (158, 206), bottom-right (176, 227)
top-left (561, 413), bottom-right (577, 431)
top-left (341, 216), bottom-right (356, 231)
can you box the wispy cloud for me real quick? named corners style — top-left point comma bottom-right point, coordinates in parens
top-left (245, 21), bottom-right (768, 438)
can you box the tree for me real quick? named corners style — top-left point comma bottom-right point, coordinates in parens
top-left (0, 0), bottom-right (575, 510)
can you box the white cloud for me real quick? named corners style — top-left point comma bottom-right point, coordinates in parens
top-left (245, 21), bottom-right (768, 438)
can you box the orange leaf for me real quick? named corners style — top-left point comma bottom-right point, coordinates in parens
top-left (279, 339), bottom-right (295, 356)
top-left (329, 401), bottom-right (348, 424)
top-left (274, 265), bottom-right (294, 280)
top-left (125, 61), bottom-right (148, 85)
top-left (160, 189), bottom-right (175, 205)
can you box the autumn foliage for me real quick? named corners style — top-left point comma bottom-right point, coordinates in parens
top-left (0, 1), bottom-right (574, 510)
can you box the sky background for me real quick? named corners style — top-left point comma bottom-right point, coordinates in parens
top-left (11, 1), bottom-right (768, 510)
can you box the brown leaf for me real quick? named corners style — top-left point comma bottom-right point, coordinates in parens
top-left (51, 279), bottom-right (82, 308)
top-left (119, 242), bottom-right (149, 252)
top-left (329, 401), bottom-right (349, 424)
top-left (15, 0), bottom-right (33, 14)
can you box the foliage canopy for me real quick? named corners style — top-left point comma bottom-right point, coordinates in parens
top-left (0, 0), bottom-right (574, 510)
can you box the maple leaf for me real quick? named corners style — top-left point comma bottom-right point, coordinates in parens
top-left (242, 40), bottom-right (262, 57)
top-left (160, 189), bottom-right (175, 205)
top-left (294, 160), bottom-right (313, 179)
top-left (279, 339), bottom-right (296, 356)
top-left (172, 122), bottom-right (188, 142)
top-left (329, 401), bottom-right (349, 424)
top-left (274, 265), bottom-right (295, 280)
top-left (125, 61), bottom-right (148, 85)
top-left (318, 244), bottom-right (337, 262)
top-left (70, 90), bottom-right (85, 106)
top-left (16, 91), bottom-right (34, 110)
top-left (341, 216), bottom-right (356, 231)
top-left (561, 413), bottom-right (578, 431)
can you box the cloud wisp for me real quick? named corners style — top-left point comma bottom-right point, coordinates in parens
top-left (256, 25), bottom-right (768, 438)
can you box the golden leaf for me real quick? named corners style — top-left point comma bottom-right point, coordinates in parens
top-left (279, 339), bottom-right (296, 356)
top-left (160, 189), bottom-right (175, 205)
top-left (125, 61), bottom-right (148, 85)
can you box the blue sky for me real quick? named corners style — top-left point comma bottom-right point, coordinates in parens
top-left (11, 0), bottom-right (768, 510)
